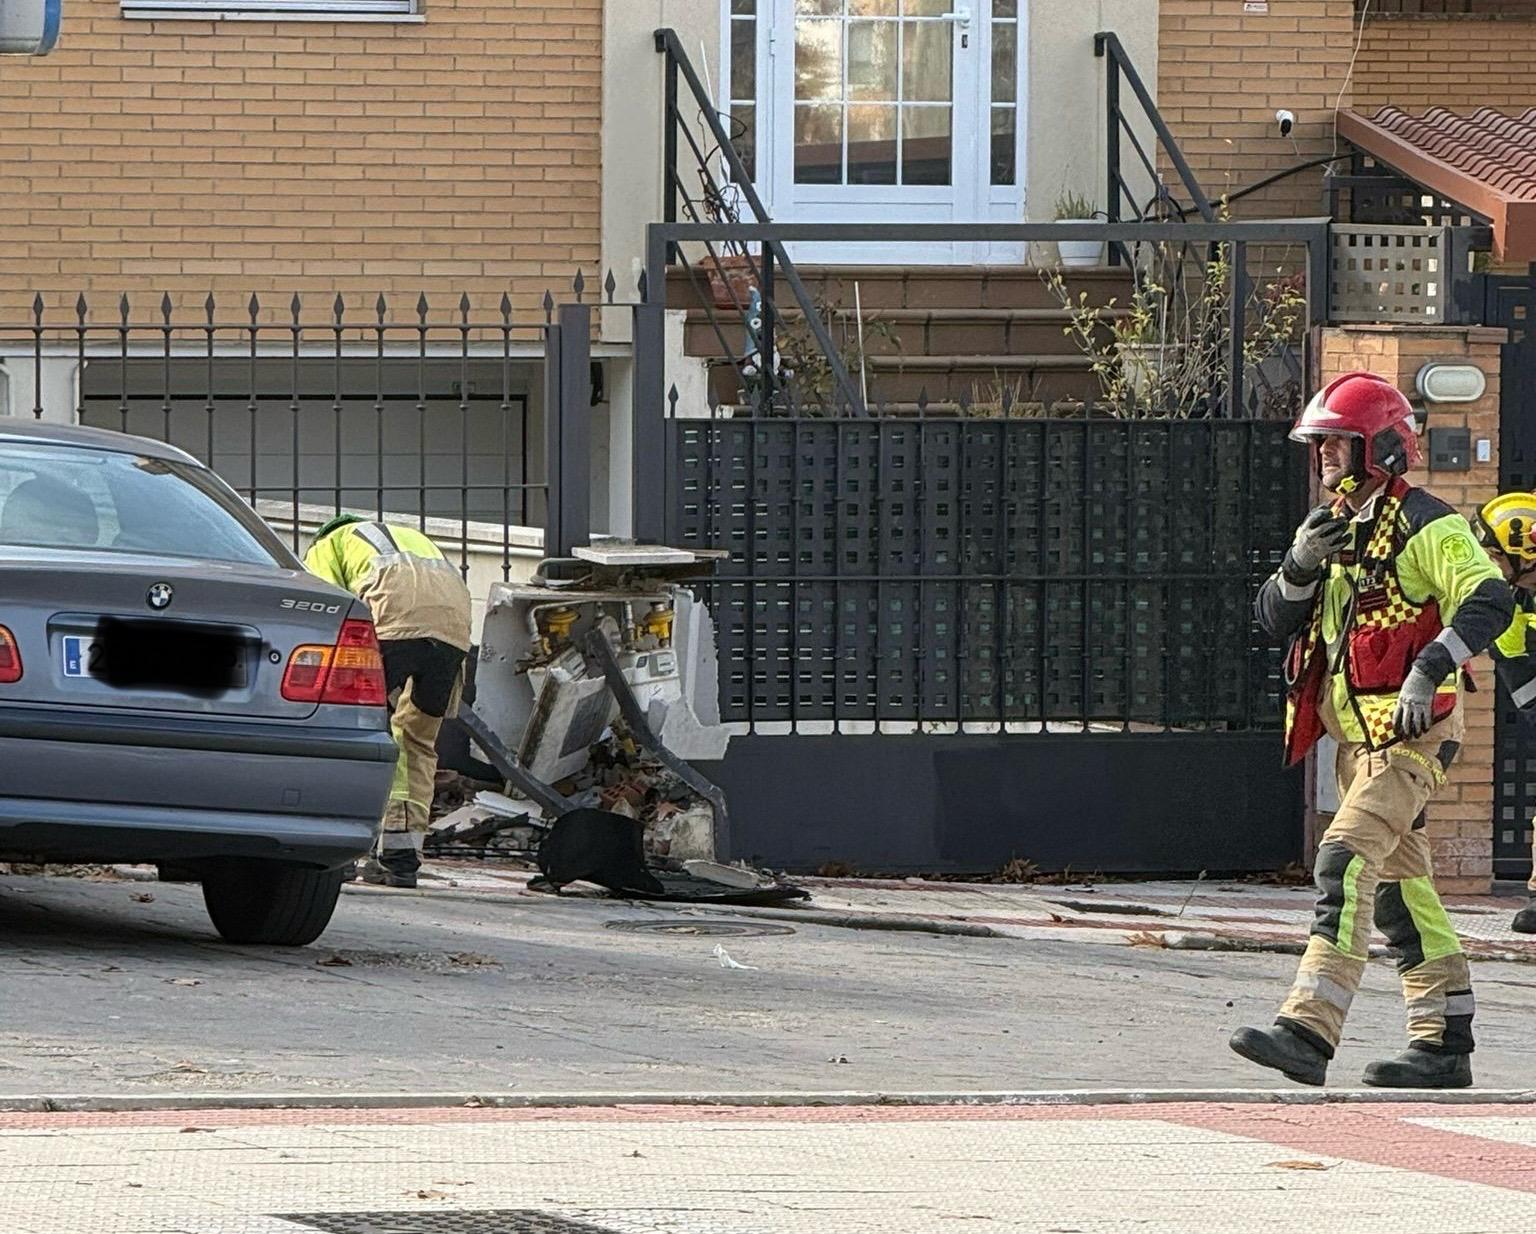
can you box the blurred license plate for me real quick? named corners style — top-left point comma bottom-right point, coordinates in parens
top-left (62, 620), bottom-right (249, 693)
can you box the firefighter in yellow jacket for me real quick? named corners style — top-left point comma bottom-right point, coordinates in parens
top-left (1475, 492), bottom-right (1536, 934)
top-left (1231, 372), bottom-right (1514, 1089)
top-left (305, 515), bottom-right (472, 888)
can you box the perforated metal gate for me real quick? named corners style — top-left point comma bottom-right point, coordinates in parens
top-left (1491, 271), bottom-right (1536, 882)
top-left (667, 410), bottom-right (1310, 875)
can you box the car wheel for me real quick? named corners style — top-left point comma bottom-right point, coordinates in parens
top-left (202, 861), bottom-right (346, 946)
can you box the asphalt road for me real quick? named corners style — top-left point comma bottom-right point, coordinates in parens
top-left (4, 871), bottom-right (1536, 1098)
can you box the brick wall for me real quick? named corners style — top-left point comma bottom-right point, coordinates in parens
top-left (1354, 16), bottom-right (1536, 111)
top-left (1320, 325), bottom-right (1505, 893)
top-left (1157, 1), bottom-right (1358, 220)
top-left (0, 0), bottom-right (602, 321)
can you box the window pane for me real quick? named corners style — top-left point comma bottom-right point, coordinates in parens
top-left (903, 19), bottom-right (952, 103)
top-left (994, 0), bottom-right (1018, 16)
top-left (795, 19), bottom-right (843, 101)
top-left (849, 0), bottom-right (898, 12)
top-left (795, 103), bottom-right (844, 183)
top-left (848, 103), bottom-right (898, 184)
top-left (848, 20), bottom-right (899, 101)
top-left (902, 106), bottom-right (950, 185)
top-left (991, 107), bottom-right (1016, 186)
top-left (902, 0), bottom-right (949, 14)
top-left (991, 22), bottom-right (1016, 104)
top-left (0, 446), bottom-right (282, 566)
top-left (731, 0), bottom-right (757, 13)
top-left (731, 18), bottom-right (756, 102)
top-left (732, 103), bottom-right (757, 181)
top-left (796, 0), bottom-right (843, 13)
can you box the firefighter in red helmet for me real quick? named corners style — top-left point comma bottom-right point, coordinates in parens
top-left (1230, 371), bottom-right (1514, 1089)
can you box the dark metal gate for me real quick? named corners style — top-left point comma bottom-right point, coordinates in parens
top-left (665, 407), bottom-right (1310, 875)
top-left (1491, 269), bottom-right (1536, 881)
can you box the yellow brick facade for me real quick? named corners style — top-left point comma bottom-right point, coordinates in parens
top-left (0, 0), bottom-right (603, 322)
top-left (1354, 15), bottom-right (1536, 112)
top-left (1156, 0), bottom-right (1358, 220)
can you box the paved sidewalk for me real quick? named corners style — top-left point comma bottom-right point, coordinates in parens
top-left (407, 862), bottom-right (1536, 958)
top-left (2, 1102), bottom-right (1535, 1233)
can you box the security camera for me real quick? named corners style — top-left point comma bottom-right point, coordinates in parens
top-left (1276, 109), bottom-right (1296, 138)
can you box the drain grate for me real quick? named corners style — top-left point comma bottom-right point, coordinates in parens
top-left (278, 1211), bottom-right (627, 1234)
top-left (603, 918), bottom-right (794, 938)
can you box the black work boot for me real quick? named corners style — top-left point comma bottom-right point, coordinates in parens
top-left (1511, 899), bottom-right (1536, 935)
top-left (1229, 1022), bottom-right (1331, 1087)
top-left (360, 849), bottom-right (419, 890)
top-left (1362, 1047), bottom-right (1473, 1090)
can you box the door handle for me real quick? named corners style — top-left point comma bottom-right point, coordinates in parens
top-left (940, 8), bottom-right (972, 47)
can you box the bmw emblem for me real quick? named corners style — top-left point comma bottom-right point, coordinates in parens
top-left (146, 582), bottom-right (174, 611)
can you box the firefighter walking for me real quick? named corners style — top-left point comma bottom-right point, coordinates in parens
top-left (1475, 492), bottom-right (1536, 934)
top-left (1231, 372), bottom-right (1514, 1089)
top-left (304, 515), bottom-right (472, 889)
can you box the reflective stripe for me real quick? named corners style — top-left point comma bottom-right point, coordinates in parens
top-left (1446, 992), bottom-right (1476, 1018)
top-left (352, 522), bottom-right (396, 556)
top-left (378, 830), bottom-right (424, 852)
top-left (1295, 971), bottom-right (1356, 1012)
top-left (1400, 876), bottom-right (1463, 963)
top-left (1334, 853), bottom-right (1367, 959)
top-left (1278, 573), bottom-right (1318, 602)
top-left (1435, 627), bottom-right (1474, 666)
top-left (1512, 677), bottom-right (1536, 709)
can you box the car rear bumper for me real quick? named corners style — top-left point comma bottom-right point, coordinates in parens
top-left (0, 705), bottom-right (396, 869)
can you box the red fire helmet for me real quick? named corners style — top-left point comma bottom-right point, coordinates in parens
top-left (1290, 371), bottom-right (1421, 488)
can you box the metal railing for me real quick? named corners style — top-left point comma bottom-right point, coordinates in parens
top-left (1, 289), bottom-right (603, 576)
top-left (1094, 31), bottom-right (1215, 257)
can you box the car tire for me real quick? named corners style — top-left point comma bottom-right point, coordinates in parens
top-left (202, 862), bottom-right (346, 946)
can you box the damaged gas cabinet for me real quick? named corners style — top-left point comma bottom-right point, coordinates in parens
top-left (459, 541), bottom-right (734, 857)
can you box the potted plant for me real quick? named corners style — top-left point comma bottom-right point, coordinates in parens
top-left (1054, 189), bottom-right (1103, 268)
top-left (703, 249), bottom-right (759, 310)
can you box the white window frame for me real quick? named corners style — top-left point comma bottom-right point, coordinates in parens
top-left (120, 0), bottom-right (422, 20)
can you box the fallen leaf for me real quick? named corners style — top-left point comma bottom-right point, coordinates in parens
top-left (126, 1183), bottom-right (143, 1189)
top-left (171, 1062), bottom-right (207, 1074)
top-left (164, 977), bottom-right (202, 987)
top-left (625, 1151), bottom-right (645, 1159)
top-left (1267, 1160), bottom-right (1331, 1171)
top-left (1124, 930), bottom-right (1168, 949)
top-left (101, 965), bottom-right (122, 973)
top-left (1047, 912), bottom-right (1067, 924)
top-left (406, 1190), bottom-right (449, 1201)
top-left (130, 893), bottom-right (155, 904)
top-left (316, 955), bottom-right (353, 967)
top-left (462, 1095), bottom-right (487, 1108)
top-left (179, 1127), bottom-right (214, 1134)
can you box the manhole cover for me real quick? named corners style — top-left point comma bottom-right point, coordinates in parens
top-left (279, 1211), bottom-right (625, 1234)
top-left (603, 918), bottom-right (794, 938)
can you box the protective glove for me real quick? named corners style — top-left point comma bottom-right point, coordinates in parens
top-left (1287, 506), bottom-right (1353, 579)
top-left (1393, 665), bottom-right (1437, 740)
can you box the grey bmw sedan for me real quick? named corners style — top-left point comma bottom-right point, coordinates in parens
top-left (0, 419), bottom-right (396, 945)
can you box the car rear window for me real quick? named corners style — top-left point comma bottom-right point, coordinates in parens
top-left (0, 443), bottom-right (288, 566)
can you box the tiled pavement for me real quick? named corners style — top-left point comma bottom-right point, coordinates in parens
top-left (2, 1102), bottom-right (1535, 1233)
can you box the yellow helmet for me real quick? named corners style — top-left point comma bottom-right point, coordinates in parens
top-left (1476, 492), bottom-right (1536, 562)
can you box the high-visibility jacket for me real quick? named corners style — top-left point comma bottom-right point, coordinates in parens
top-left (303, 521), bottom-right (472, 652)
top-left (1492, 590), bottom-right (1536, 709)
top-left (1257, 477), bottom-right (1512, 764)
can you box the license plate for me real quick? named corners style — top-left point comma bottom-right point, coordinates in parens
top-left (61, 635), bottom-right (100, 679)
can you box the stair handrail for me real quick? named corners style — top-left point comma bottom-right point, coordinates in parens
top-left (1095, 31), bottom-right (1215, 234)
top-left (654, 27), bottom-right (867, 417)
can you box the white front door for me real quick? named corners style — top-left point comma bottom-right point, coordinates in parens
top-left (727, 1), bottom-right (1026, 264)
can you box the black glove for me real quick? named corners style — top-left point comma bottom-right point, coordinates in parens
top-left (1286, 506), bottom-right (1352, 580)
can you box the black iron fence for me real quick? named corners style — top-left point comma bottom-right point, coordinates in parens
top-left (1, 289), bottom-right (601, 579)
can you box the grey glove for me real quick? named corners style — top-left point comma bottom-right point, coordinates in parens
top-left (1288, 506), bottom-right (1353, 578)
top-left (1393, 666), bottom-right (1437, 740)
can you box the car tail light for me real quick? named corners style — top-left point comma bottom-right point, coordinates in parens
top-left (0, 626), bottom-right (21, 684)
top-left (281, 618), bottom-right (387, 706)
